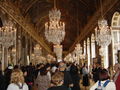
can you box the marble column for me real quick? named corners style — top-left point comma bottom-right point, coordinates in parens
top-left (1, 46), bottom-right (4, 71)
top-left (87, 38), bottom-right (90, 71)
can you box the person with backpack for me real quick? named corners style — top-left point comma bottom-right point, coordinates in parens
top-left (90, 69), bottom-right (116, 90)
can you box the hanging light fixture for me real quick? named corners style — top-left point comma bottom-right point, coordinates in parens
top-left (45, 0), bottom-right (65, 45)
top-left (95, 0), bottom-right (112, 68)
top-left (95, 0), bottom-right (111, 47)
top-left (34, 44), bottom-right (42, 56)
top-left (95, 19), bottom-right (111, 47)
top-left (0, 20), bottom-right (16, 47)
top-left (53, 44), bottom-right (62, 60)
top-left (75, 43), bottom-right (85, 59)
top-left (74, 43), bottom-right (82, 55)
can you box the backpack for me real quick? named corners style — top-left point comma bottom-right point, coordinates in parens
top-left (95, 80), bottom-right (110, 90)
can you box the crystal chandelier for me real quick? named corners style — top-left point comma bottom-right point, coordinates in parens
top-left (75, 43), bottom-right (82, 55)
top-left (53, 44), bottom-right (62, 60)
top-left (74, 43), bottom-right (85, 59)
top-left (0, 21), bottom-right (16, 47)
top-left (95, 0), bottom-right (111, 47)
top-left (64, 53), bottom-right (73, 62)
top-left (47, 54), bottom-right (56, 62)
top-left (34, 44), bottom-right (42, 56)
top-left (95, 18), bottom-right (111, 47)
top-left (0, 20), bottom-right (16, 70)
top-left (45, 0), bottom-right (65, 45)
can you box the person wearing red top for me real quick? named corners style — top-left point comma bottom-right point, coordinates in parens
top-left (113, 63), bottom-right (120, 90)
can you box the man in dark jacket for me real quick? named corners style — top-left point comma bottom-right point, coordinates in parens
top-left (0, 63), bottom-right (6, 90)
top-left (59, 61), bottom-right (73, 89)
top-left (92, 63), bottom-right (102, 82)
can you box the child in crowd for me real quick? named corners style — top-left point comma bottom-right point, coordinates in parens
top-left (48, 72), bottom-right (68, 90)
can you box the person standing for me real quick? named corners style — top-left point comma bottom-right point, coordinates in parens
top-left (59, 61), bottom-right (73, 89)
top-left (113, 63), bottom-right (120, 90)
top-left (35, 66), bottom-right (50, 90)
top-left (48, 72), bottom-right (68, 90)
top-left (0, 64), bottom-right (6, 90)
top-left (70, 63), bottom-right (80, 90)
top-left (82, 64), bottom-right (89, 90)
top-left (90, 69), bottom-right (116, 90)
top-left (92, 63), bottom-right (102, 82)
top-left (7, 69), bottom-right (28, 90)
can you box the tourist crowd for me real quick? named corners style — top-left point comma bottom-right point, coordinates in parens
top-left (0, 61), bottom-right (120, 90)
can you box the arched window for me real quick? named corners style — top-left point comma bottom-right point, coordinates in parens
top-left (111, 12), bottom-right (120, 65)
top-left (112, 12), bottom-right (120, 27)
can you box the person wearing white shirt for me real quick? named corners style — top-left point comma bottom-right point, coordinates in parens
top-left (90, 69), bottom-right (116, 90)
top-left (51, 66), bottom-right (57, 73)
top-left (7, 83), bottom-right (28, 90)
top-left (7, 69), bottom-right (28, 90)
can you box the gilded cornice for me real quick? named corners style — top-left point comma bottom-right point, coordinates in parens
top-left (0, 1), bottom-right (53, 54)
top-left (23, 0), bottom-right (39, 16)
top-left (68, 0), bottom-right (119, 55)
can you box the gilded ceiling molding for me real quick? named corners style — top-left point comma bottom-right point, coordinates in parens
top-left (23, 0), bottom-right (39, 16)
top-left (37, 12), bottom-right (81, 35)
top-left (0, 1), bottom-right (53, 54)
top-left (36, 14), bottom-right (48, 24)
top-left (68, 0), bottom-right (119, 55)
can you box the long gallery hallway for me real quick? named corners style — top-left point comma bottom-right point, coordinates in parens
top-left (0, 0), bottom-right (120, 90)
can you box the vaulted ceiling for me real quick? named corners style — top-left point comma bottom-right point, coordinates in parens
top-left (21, 0), bottom-right (99, 51)
top-left (0, 0), bottom-right (120, 56)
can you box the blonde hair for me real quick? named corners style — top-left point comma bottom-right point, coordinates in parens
top-left (51, 72), bottom-right (64, 85)
top-left (10, 69), bottom-right (24, 84)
